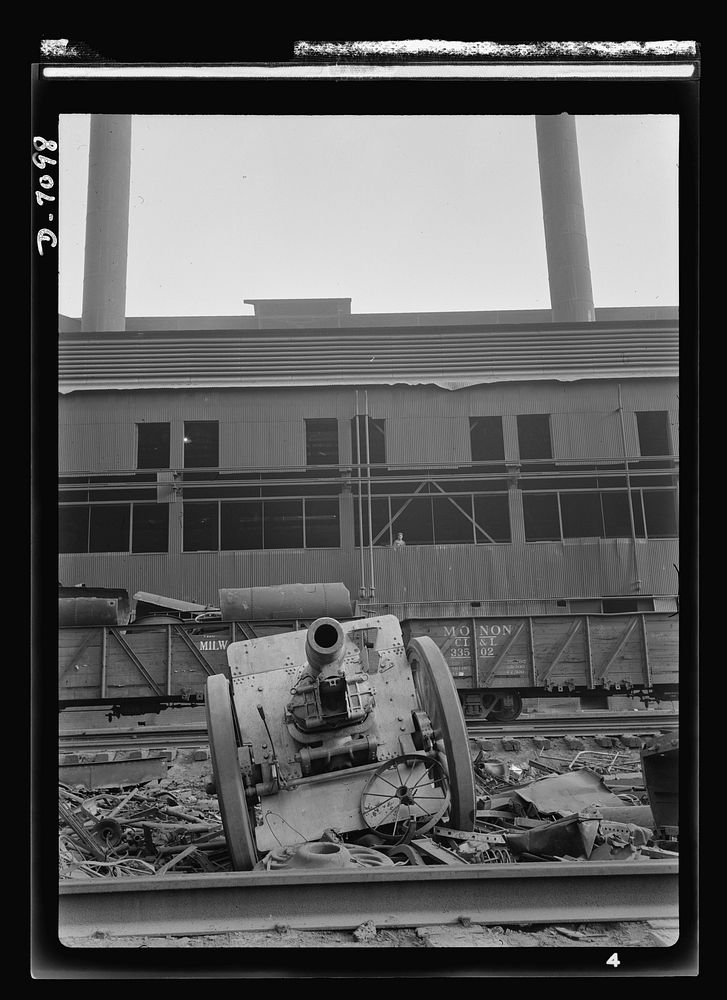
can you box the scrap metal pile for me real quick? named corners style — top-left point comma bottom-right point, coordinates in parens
top-left (58, 782), bottom-right (229, 879)
top-left (58, 731), bottom-right (678, 877)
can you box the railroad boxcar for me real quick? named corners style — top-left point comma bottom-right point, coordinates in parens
top-left (58, 610), bottom-right (678, 720)
top-left (401, 612), bottom-right (679, 719)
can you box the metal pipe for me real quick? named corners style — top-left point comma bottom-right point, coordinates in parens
top-left (82, 115), bottom-right (132, 333)
top-left (364, 390), bottom-right (375, 600)
top-left (100, 627), bottom-right (107, 700)
top-left (535, 114), bottom-right (595, 324)
top-left (354, 390), bottom-right (366, 598)
top-left (617, 384), bottom-right (642, 592)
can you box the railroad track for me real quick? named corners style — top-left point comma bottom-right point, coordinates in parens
top-left (59, 712), bottom-right (678, 753)
top-left (58, 860), bottom-right (678, 937)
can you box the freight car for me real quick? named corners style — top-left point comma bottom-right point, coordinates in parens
top-left (58, 590), bottom-right (678, 720)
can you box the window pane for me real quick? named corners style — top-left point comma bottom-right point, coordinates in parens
top-left (132, 504), bottom-right (169, 553)
top-left (221, 501), bottom-right (263, 550)
top-left (390, 496), bottom-right (433, 545)
top-left (473, 495), bottom-right (511, 542)
top-left (305, 419), bottom-right (339, 465)
top-left (517, 414), bottom-right (552, 460)
top-left (183, 502), bottom-right (219, 551)
top-left (601, 491), bottom-right (632, 537)
top-left (89, 505), bottom-right (130, 552)
top-left (351, 416), bottom-right (386, 465)
top-left (184, 421), bottom-right (219, 468)
top-left (469, 416), bottom-right (505, 462)
top-left (643, 491), bottom-right (678, 538)
top-left (356, 498), bottom-right (391, 547)
top-left (432, 496), bottom-right (474, 543)
top-left (264, 500), bottom-right (303, 548)
top-left (137, 423), bottom-right (170, 469)
top-left (560, 492), bottom-right (603, 538)
top-left (59, 506), bottom-right (89, 553)
top-left (636, 411), bottom-right (671, 457)
top-left (305, 499), bottom-right (340, 547)
top-left (523, 494), bottom-right (560, 541)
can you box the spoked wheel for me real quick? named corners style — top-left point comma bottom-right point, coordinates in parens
top-left (407, 636), bottom-right (476, 831)
top-left (360, 753), bottom-right (450, 843)
top-left (205, 673), bottom-right (258, 871)
top-left (484, 692), bottom-right (523, 722)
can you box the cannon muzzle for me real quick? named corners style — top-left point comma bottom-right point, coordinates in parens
top-left (305, 617), bottom-right (346, 675)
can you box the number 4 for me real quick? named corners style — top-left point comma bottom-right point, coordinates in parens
top-left (606, 952), bottom-right (621, 968)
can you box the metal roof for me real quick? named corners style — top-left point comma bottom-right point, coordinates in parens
top-left (58, 320), bottom-right (678, 394)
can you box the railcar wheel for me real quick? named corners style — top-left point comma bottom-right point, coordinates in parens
top-left (485, 692), bottom-right (523, 722)
top-left (360, 753), bottom-right (450, 843)
top-left (205, 673), bottom-right (257, 871)
top-left (407, 636), bottom-right (476, 831)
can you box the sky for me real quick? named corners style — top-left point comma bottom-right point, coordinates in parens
top-left (58, 114), bottom-right (679, 318)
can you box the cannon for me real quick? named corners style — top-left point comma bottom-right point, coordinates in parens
top-left (205, 614), bottom-right (476, 869)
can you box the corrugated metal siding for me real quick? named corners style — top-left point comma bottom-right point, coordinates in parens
top-left (221, 418), bottom-right (305, 468)
top-left (59, 538), bottom-right (679, 609)
top-left (58, 322), bottom-right (679, 393)
top-left (388, 416), bottom-right (471, 466)
top-left (551, 411), bottom-right (625, 461)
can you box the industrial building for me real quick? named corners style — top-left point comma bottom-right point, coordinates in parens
top-left (58, 115), bottom-right (679, 621)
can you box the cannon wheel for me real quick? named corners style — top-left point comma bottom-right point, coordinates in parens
top-left (205, 673), bottom-right (257, 871)
top-left (407, 636), bottom-right (476, 831)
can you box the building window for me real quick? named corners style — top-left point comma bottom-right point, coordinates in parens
top-left (184, 421), bottom-right (219, 469)
top-left (59, 506), bottom-right (89, 554)
top-left (636, 411), bottom-right (671, 457)
top-left (189, 498), bottom-right (341, 552)
top-left (473, 494), bottom-right (511, 543)
top-left (432, 496), bottom-right (476, 544)
top-left (131, 504), bottom-right (169, 553)
top-left (351, 416), bottom-right (386, 466)
top-left (221, 501), bottom-right (263, 550)
top-left (523, 493), bottom-right (561, 541)
top-left (264, 500), bottom-right (304, 548)
top-left (469, 416), bottom-right (505, 462)
top-left (304, 499), bottom-right (340, 547)
top-left (89, 505), bottom-right (131, 552)
top-left (642, 490), bottom-right (678, 538)
top-left (305, 419), bottom-right (339, 466)
top-left (517, 414), bottom-right (552, 461)
top-left (602, 491), bottom-right (645, 538)
top-left (183, 502), bottom-right (219, 551)
top-left (355, 492), bottom-right (510, 546)
top-left (137, 423), bottom-right (170, 470)
top-left (560, 492), bottom-right (604, 539)
top-left (59, 503), bottom-right (169, 553)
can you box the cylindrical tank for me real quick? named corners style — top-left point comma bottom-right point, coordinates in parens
top-left (58, 587), bottom-right (131, 626)
top-left (218, 583), bottom-right (352, 622)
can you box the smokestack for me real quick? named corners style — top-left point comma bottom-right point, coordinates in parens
top-left (81, 115), bottom-right (132, 332)
top-left (535, 114), bottom-right (596, 323)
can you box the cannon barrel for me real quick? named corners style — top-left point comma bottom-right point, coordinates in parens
top-left (305, 617), bottom-right (346, 676)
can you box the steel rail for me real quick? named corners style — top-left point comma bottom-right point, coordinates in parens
top-left (58, 860), bottom-right (678, 938)
top-left (59, 713), bottom-right (678, 753)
